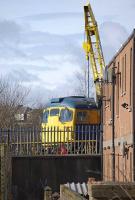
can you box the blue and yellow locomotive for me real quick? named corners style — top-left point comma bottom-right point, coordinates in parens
top-left (41, 96), bottom-right (100, 154)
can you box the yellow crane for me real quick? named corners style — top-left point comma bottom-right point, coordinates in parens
top-left (83, 2), bottom-right (105, 101)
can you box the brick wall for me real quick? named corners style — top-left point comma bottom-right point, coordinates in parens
top-left (103, 30), bottom-right (135, 182)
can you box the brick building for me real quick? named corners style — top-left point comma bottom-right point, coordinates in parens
top-left (103, 30), bottom-right (135, 182)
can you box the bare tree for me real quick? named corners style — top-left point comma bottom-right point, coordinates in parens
top-left (0, 77), bottom-right (30, 128)
top-left (74, 70), bottom-right (87, 96)
top-left (26, 107), bottom-right (43, 128)
top-left (74, 65), bottom-right (95, 97)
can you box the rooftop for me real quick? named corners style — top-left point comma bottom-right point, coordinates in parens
top-left (46, 96), bottom-right (98, 109)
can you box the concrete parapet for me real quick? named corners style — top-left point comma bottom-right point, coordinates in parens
top-left (60, 185), bottom-right (86, 200)
top-left (88, 181), bottom-right (135, 200)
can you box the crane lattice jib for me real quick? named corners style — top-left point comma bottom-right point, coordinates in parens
top-left (83, 3), bottom-right (105, 97)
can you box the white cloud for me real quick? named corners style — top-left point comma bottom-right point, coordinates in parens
top-left (0, 19), bottom-right (85, 102)
top-left (0, 0), bottom-right (134, 104)
top-left (99, 21), bottom-right (129, 64)
top-left (0, 20), bottom-right (21, 44)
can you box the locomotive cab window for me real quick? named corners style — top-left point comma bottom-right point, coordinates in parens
top-left (77, 111), bottom-right (87, 121)
top-left (50, 109), bottom-right (59, 116)
top-left (42, 110), bottom-right (49, 123)
top-left (60, 109), bottom-right (73, 122)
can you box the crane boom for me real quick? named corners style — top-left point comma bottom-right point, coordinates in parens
top-left (83, 2), bottom-right (105, 99)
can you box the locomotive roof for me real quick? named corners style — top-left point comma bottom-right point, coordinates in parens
top-left (46, 96), bottom-right (98, 109)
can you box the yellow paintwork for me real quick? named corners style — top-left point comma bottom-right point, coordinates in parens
top-left (41, 106), bottom-right (100, 144)
top-left (42, 106), bottom-right (75, 127)
top-left (42, 106), bottom-right (75, 144)
top-left (83, 2), bottom-right (105, 98)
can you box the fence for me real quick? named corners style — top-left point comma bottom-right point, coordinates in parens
top-left (0, 125), bottom-right (102, 156)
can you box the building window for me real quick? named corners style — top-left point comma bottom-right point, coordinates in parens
top-left (110, 95), bottom-right (112, 111)
top-left (119, 70), bottom-right (121, 89)
top-left (106, 75), bottom-right (110, 108)
top-left (121, 57), bottom-right (124, 94)
top-left (130, 48), bottom-right (132, 106)
top-left (124, 54), bottom-right (126, 93)
top-left (116, 62), bottom-right (119, 116)
top-left (121, 55), bottom-right (126, 95)
top-left (104, 84), bottom-right (107, 107)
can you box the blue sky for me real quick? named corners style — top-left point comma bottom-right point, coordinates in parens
top-left (0, 0), bottom-right (134, 104)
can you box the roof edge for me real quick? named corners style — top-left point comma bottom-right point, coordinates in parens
top-left (106, 29), bottom-right (135, 68)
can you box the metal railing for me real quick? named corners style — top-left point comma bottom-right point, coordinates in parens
top-left (0, 125), bottom-right (102, 156)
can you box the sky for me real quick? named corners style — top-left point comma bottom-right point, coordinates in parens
top-left (0, 0), bottom-right (134, 104)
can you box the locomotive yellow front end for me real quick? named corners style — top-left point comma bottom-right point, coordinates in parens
top-left (41, 96), bottom-right (100, 154)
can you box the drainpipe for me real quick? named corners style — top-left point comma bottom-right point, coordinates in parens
top-left (112, 62), bottom-right (116, 182)
top-left (133, 36), bottom-right (135, 181)
top-left (100, 99), bottom-right (103, 180)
